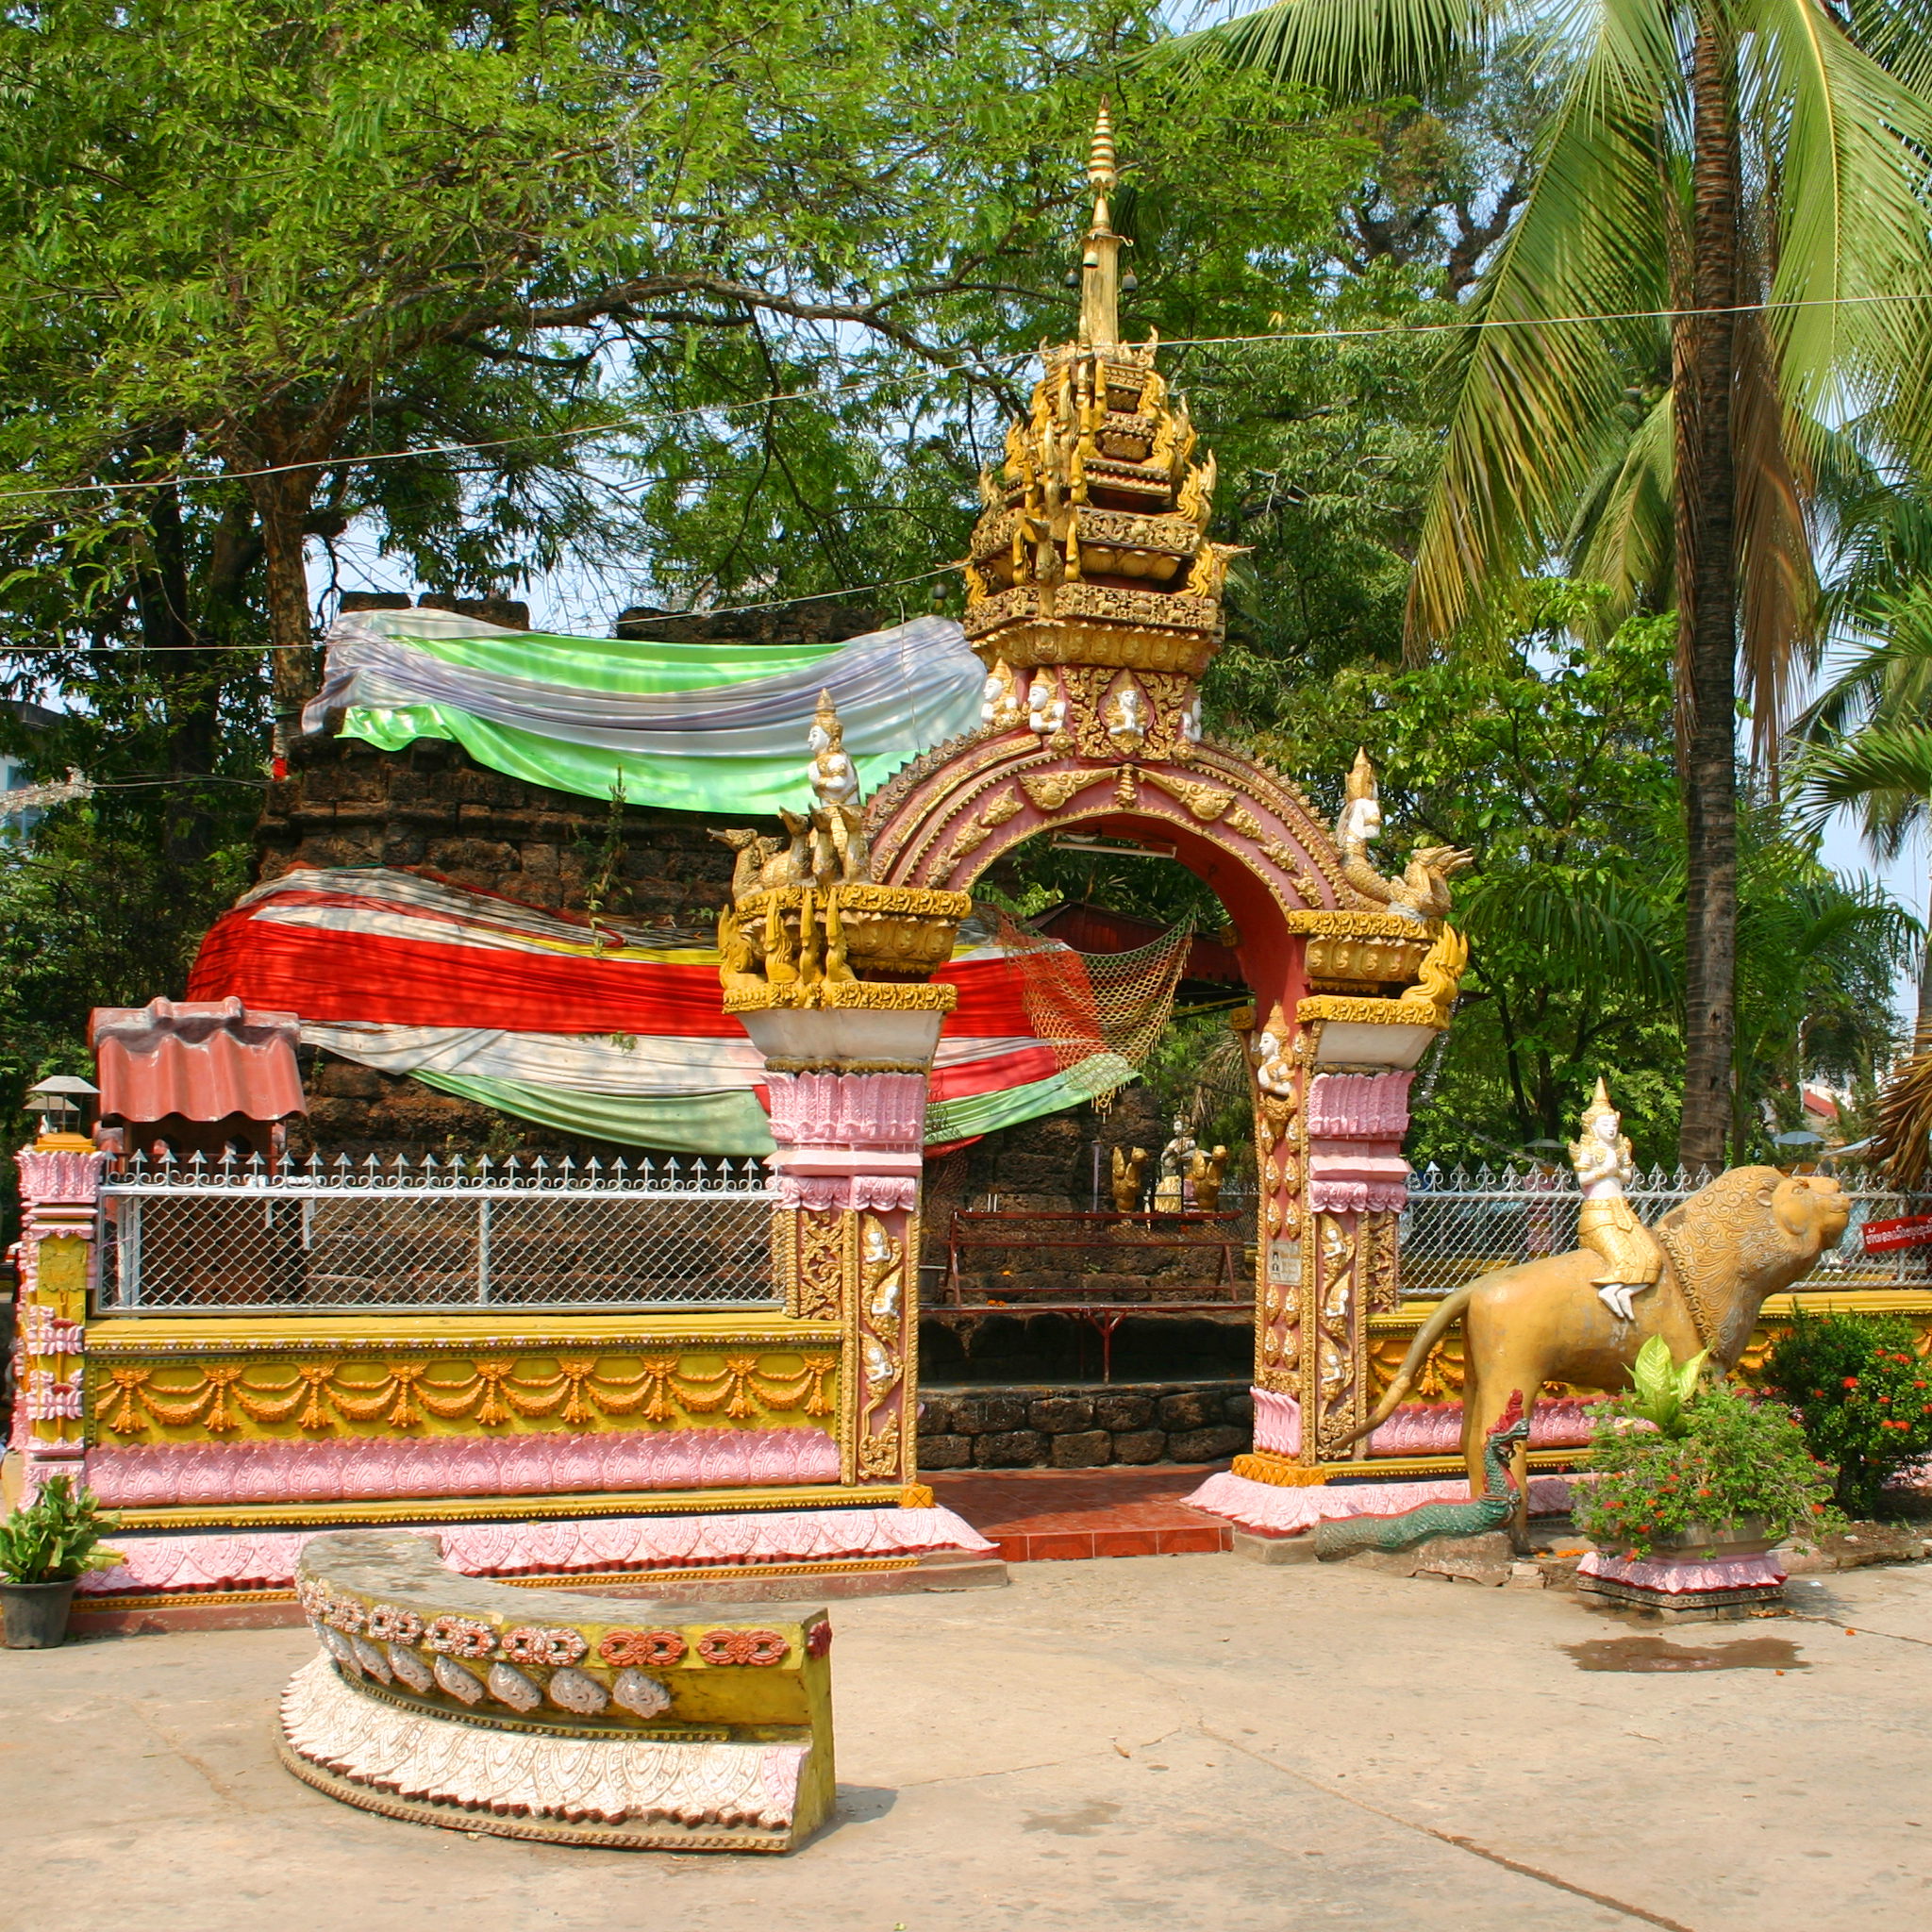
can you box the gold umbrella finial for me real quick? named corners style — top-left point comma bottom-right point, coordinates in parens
top-left (1089, 97), bottom-right (1117, 192)
top-left (1078, 100), bottom-right (1123, 352)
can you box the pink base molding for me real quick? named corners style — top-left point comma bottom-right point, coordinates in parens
top-left (1186, 1470), bottom-right (1575, 1538)
top-left (1366, 1398), bottom-right (1596, 1457)
top-left (1575, 1548), bottom-right (1786, 1596)
top-left (1251, 1389), bottom-right (1301, 1456)
top-left (78, 1505), bottom-right (995, 1598)
top-left (1253, 1391), bottom-right (1595, 1459)
top-left (86, 1429), bottom-right (840, 1508)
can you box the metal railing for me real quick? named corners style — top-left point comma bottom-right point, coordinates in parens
top-left (1398, 1162), bottom-right (1932, 1299)
top-left (96, 1151), bottom-right (778, 1316)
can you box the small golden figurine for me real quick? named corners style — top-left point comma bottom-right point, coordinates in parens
top-left (1569, 1077), bottom-right (1663, 1323)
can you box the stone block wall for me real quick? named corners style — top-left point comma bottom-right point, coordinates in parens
top-left (258, 733), bottom-right (747, 923)
top-left (917, 1381), bottom-right (1251, 1470)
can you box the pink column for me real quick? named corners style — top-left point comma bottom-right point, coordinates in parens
top-left (10, 1145), bottom-right (108, 1499)
top-left (763, 1072), bottom-right (928, 1493)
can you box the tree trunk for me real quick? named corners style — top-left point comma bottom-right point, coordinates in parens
top-left (1674, 20), bottom-right (1742, 1174)
top-left (249, 470), bottom-right (319, 764)
top-left (1918, 841), bottom-right (1932, 1041)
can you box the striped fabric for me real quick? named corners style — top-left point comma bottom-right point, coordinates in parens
top-left (187, 869), bottom-right (1128, 1154)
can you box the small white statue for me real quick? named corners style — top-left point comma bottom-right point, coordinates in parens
top-left (1180, 693), bottom-right (1203, 744)
top-left (1026, 672), bottom-right (1066, 737)
top-left (808, 689), bottom-right (859, 813)
top-left (1569, 1077), bottom-right (1664, 1323)
top-left (1155, 1116), bottom-right (1197, 1212)
top-left (980, 658), bottom-right (1023, 729)
top-left (1104, 678), bottom-right (1147, 751)
top-left (808, 691), bottom-right (869, 884)
top-left (1336, 748), bottom-right (1384, 853)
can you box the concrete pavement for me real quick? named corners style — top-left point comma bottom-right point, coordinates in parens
top-left (3, 1553), bottom-right (1929, 1932)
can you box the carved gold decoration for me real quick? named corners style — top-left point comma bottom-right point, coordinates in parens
top-left (858, 1415), bottom-right (902, 1481)
top-left (728, 881), bottom-right (969, 991)
top-left (1297, 920), bottom-right (1437, 993)
top-left (1145, 770), bottom-right (1233, 822)
top-left (981, 791), bottom-right (1024, 828)
top-left (847, 1211), bottom-right (917, 1487)
top-left (1397, 925), bottom-right (1468, 1027)
top-left (1020, 770), bottom-right (1098, 812)
top-left (1360, 1212), bottom-right (1402, 1314)
top-left (1296, 993), bottom-right (1453, 1030)
top-left (959, 111), bottom-right (1229, 741)
top-left (794, 1209), bottom-right (847, 1324)
top-left (1113, 764), bottom-right (1139, 807)
top-left (1311, 1213), bottom-right (1360, 1457)
top-left (1109, 1146), bottom-right (1148, 1213)
top-left (1286, 910), bottom-right (1434, 940)
top-left (724, 978), bottom-right (958, 1017)
top-left (1231, 1451), bottom-right (1328, 1488)
top-left (91, 1349), bottom-right (840, 1441)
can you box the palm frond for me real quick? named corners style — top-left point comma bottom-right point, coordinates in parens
top-left (1751, 0), bottom-right (1932, 459)
top-left (1732, 307), bottom-right (1820, 761)
top-left (1407, 32), bottom-right (1674, 644)
top-left (1567, 383), bottom-right (1674, 633)
top-left (1153, 0), bottom-right (1497, 97)
top-left (1876, 1026), bottom-right (1932, 1188)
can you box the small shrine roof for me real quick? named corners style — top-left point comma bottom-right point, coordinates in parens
top-left (90, 996), bottom-right (307, 1124)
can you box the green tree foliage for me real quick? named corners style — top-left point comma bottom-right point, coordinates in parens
top-left (1159, 0), bottom-right (1932, 1168)
top-left (1255, 608), bottom-right (1911, 1164)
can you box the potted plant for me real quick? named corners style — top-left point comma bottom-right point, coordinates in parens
top-left (0, 1475), bottom-right (123, 1648)
top-left (1574, 1338), bottom-right (1837, 1565)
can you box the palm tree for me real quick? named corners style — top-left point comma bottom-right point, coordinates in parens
top-left (1797, 486), bottom-right (1932, 1028)
top-left (1155, 0), bottom-right (1932, 1167)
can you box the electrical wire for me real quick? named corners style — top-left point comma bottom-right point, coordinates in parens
top-left (0, 563), bottom-right (963, 651)
top-left (1, 285), bottom-right (1926, 505)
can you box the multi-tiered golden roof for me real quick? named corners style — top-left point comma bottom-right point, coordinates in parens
top-left (962, 106), bottom-right (1239, 683)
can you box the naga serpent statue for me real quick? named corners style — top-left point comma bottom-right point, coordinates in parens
top-left (1314, 1400), bottom-right (1533, 1560)
top-left (1338, 1168), bottom-right (1850, 1534)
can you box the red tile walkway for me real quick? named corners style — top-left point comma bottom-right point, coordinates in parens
top-left (928, 1463), bottom-right (1234, 1563)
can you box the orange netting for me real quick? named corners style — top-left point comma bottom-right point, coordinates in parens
top-left (993, 909), bottom-right (1195, 1108)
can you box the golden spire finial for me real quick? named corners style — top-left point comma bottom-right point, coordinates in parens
top-left (1345, 746), bottom-right (1377, 803)
top-left (1089, 98), bottom-right (1117, 192)
top-left (1078, 99), bottom-right (1122, 353)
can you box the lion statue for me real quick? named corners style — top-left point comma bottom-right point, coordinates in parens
top-left (1341, 1168), bottom-right (1850, 1523)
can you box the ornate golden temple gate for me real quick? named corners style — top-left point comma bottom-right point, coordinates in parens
top-left (862, 110), bottom-right (1466, 1481)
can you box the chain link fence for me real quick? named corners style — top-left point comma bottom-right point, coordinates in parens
top-left (97, 1151), bottom-right (777, 1316)
top-left (1398, 1162), bottom-right (1932, 1300)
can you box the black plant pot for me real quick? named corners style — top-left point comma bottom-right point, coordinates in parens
top-left (0, 1578), bottom-right (78, 1648)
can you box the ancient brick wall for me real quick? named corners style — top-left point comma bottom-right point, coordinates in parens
top-left (918, 1381), bottom-right (1251, 1470)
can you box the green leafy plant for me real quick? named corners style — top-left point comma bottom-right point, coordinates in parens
top-left (1758, 1310), bottom-right (1932, 1519)
top-left (0, 1476), bottom-right (123, 1585)
top-left (1574, 1372), bottom-right (1837, 1559)
top-left (1624, 1334), bottom-right (1709, 1440)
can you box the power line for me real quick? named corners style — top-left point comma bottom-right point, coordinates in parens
top-left (1, 286), bottom-right (1925, 506)
top-left (0, 564), bottom-right (963, 651)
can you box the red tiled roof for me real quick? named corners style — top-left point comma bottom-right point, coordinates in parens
top-left (90, 997), bottom-right (307, 1124)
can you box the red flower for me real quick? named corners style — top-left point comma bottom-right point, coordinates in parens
top-left (1843, 1376), bottom-right (1861, 1390)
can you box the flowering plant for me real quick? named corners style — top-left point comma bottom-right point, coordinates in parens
top-left (1759, 1310), bottom-right (1932, 1518)
top-left (1575, 1358), bottom-right (1836, 1558)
